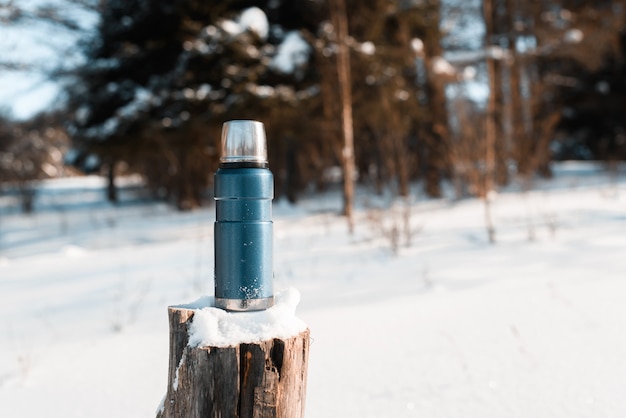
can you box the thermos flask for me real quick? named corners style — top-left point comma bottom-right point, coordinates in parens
top-left (214, 120), bottom-right (274, 311)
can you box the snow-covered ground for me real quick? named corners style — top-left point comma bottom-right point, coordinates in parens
top-left (0, 162), bottom-right (625, 417)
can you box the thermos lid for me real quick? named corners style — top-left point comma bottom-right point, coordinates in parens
top-left (220, 120), bottom-right (268, 164)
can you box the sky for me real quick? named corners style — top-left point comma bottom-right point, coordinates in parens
top-left (0, 0), bottom-right (97, 119)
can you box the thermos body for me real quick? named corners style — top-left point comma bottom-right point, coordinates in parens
top-left (214, 166), bottom-right (274, 311)
top-left (214, 120), bottom-right (274, 311)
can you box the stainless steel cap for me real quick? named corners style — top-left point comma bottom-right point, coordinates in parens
top-left (220, 120), bottom-right (268, 164)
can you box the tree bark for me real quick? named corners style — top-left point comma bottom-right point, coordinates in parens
top-left (329, 0), bottom-right (355, 232)
top-left (106, 161), bottom-right (118, 203)
top-left (483, 0), bottom-right (497, 244)
top-left (491, 0), bottom-right (510, 186)
top-left (420, 0), bottom-right (449, 198)
top-left (157, 306), bottom-right (310, 418)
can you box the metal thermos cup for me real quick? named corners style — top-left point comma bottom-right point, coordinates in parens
top-left (214, 120), bottom-right (274, 311)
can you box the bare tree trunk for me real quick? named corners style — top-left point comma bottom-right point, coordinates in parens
top-left (18, 182), bottom-right (36, 214)
top-left (483, 0), bottom-right (497, 244)
top-left (421, 0), bottom-right (449, 198)
top-left (329, 0), bottom-right (355, 233)
top-left (492, 59), bottom-right (510, 186)
top-left (422, 65), bottom-right (448, 197)
top-left (315, 36), bottom-right (342, 193)
top-left (491, 0), bottom-right (510, 186)
top-left (107, 161), bottom-right (118, 204)
top-left (506, 0), bottom-right (527, 177)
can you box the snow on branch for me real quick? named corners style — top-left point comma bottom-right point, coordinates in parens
top-left (270, 31), bottom-right (311, 74)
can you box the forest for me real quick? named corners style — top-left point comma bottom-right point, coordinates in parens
top-left (2, 3), bottom-right (626, 415)
top-left (1, 0), bottom-right (625, 216)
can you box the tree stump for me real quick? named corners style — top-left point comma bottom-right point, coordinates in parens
top-left (157, 306), bottom-right (310, 418)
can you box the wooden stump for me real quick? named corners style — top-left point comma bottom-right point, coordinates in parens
top-left (157, 306), bottom-right (310, 418)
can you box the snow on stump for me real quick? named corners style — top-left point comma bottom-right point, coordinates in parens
top-left (157, 289), bottom-right (310, 418)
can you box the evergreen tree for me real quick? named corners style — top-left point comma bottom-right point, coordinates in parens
top-left (66, 0), bottom-right (450, 208)
top-left (550, 1), bottom-right (626, 163)
top-left (65, 0), bottom-right (183, 202)
top-left (556, 38), bottom-right (626, 162)
top-left (66, 0), bottom-right (321, 208)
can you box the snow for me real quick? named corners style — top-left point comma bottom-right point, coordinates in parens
top-left (487, 45), bottom-right (511, 61)
top-left (219, 7), bottom-right (269, 40)
top-left (432, 56), bottom-right (456, 76)
top-left (76, 87), bottom-right (156, 139)
top-left (239, 7), bottom-right (269, 40)
top-left (564, 28), bottom-right (584, 44)
top-left (411, 38), bottom-right (424, 54)
top-left (220, 19), bottom-right (242, 36)
top-left (463, 65), bottom-right (477, 80)
top-left (186, 288), bottom-right (307, 348)
top-left (0, 163), bottom-right (626, 417)
top-left (359, 41), bottom-right (376, 55)
top-left (271, 31), bottom-right (311, 74)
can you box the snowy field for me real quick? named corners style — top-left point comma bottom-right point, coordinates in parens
top-left (0, 162), bottom-right (625, 418)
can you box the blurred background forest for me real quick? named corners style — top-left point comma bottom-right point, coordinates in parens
top-left (1, 0), bottom-right (625, 215)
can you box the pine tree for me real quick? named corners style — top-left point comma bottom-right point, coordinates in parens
top-left (65, 0), bottom-right (183, 202)
top-left (66, 0), bottom-right (321, 208)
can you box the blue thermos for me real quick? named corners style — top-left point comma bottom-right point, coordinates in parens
top-left (214, 120), bottom-right (274, 311)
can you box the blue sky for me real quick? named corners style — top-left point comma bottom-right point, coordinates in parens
top-left (0, 0), bottom-right (97, 119)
